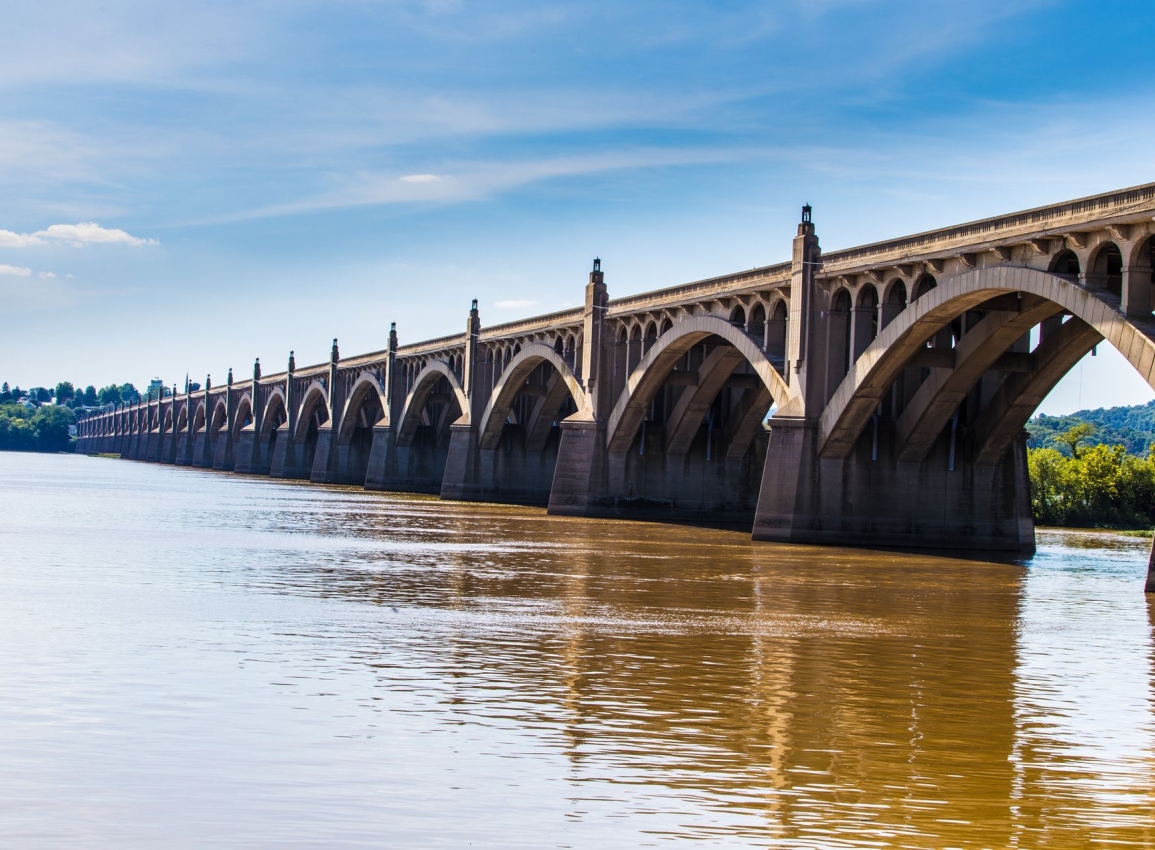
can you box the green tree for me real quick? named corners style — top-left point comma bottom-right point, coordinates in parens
top-left (55, 381), bottom-right (75, 404)
top-left (1053, 422), bottom-right (1095, 458)
top-left (81, 385), bottom-right (99, 406)
top-left (1028, 447), bottom-right (1065, 525)
top-left (31, 405), bottom-right (75, 452)
top-left (97, 384), bottom-right (122, 406)
top-left (120, 383), bottom-right (140, 404)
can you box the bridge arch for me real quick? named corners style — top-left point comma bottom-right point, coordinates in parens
top-left (396, 361), bottom-right (469, 447)
top-left (231, 394), bottom-right (253, 440)
top-left (477, 343), bottom-right (587, 451)
top-left (818, 266), bottom-right (1155, 459)
top-left (338, 373), bottom-right (387, 444)
top-left (1088, 240), bottom-right (1123, 295)
top-left (1050, 249), bottom-right (1080, 276)
top-left (292, 382), bottom-right (329, 442)
top-left (261, 389), bottom-right (287, 440)
top-left (208, 398), bottom-right (228, 440)
top-left (606, 315), bottom-right (790, 453)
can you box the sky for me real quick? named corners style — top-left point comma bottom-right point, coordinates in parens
top-left (2, 0), bottom-right (1154, 415)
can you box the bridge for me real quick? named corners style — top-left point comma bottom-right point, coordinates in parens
top-left (77, 182), bottom-right (1155, 587)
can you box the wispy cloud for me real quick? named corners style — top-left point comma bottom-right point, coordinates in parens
top-left (212, 147), bottom-right (745, 222)
top-left (0, 221), bottom-right (158, 247)
top-left (0, 264), bottom-right (32, 276)
top-left (494, 298), bottom-right (539, 309)
top-left (38, 271), bottom-right (56, 279)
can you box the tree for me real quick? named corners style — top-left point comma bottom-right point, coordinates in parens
top-left (31, 405), bottom-right (75, 452)
top-left (82, 385), bottom-right (99, 406)
top-left (34, 387), bottom-right (51, 402)
top-left (55, 381), bottom-right (75, 404)
top-left (1053, 423), bottom-right (1095, 458)
top-left (120, 383), bottom-right (140, 404)
top-left (97, 384), bottom-right (122, 406)
top-left (1028, 447), bottom-right (1065, 525)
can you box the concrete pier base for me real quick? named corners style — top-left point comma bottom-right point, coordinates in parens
top-left (232, 428), bottom-right (259, 474)
top-left (752, 416), bottom-right (1035, 553)
top-left (441, 424), bottom-right (561, 505)
top-left (1146, 540), bottom-right (1155, 593)
top-left (269, 426), bottom-right (313, 480)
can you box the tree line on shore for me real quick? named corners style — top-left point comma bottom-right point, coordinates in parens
top-left (0, 378), bottom-right (148, 454)
top-left (0, 381), bottom-right (143, 409)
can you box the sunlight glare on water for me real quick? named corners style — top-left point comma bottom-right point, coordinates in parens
top-left (1, 453), bottom-right (1153, 848)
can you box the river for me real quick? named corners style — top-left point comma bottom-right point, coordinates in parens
top-left (1, 452), bottom-right (1153, 848)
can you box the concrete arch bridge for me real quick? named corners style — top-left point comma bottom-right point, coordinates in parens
top-left (77, 183), bottom-right (1155, 577)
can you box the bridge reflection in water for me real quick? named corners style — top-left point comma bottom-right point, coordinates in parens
top-left (78, 182), bottom-right (1155, 575)
top-left (3, 455), bottom-right (1153, 846)
top-left (233, 484), bottom-right (1155, 846)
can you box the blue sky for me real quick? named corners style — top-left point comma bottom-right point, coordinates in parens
top-left (2, 0), bottom-right (1154, 414)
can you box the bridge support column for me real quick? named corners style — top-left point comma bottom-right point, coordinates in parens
top-left (309, 424), bottom-right (337, 483)
top-left (191, 432), bottom-right (213, 467)
top-left (1146, 540), bottom-right (1155, 593)
top-left (439, 423), bottom-right (480, 501)
top-left (546, 419), bottom-right (607, 516)
top-left (233, 426), bottom-right (258, 474)
top-left (752, 416), bottom-right (1035, 553)
top-left (270, 423), bottom-right (313, 479)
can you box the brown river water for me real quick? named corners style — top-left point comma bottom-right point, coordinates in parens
top-left (2, 452), bottom-right (1153, 848)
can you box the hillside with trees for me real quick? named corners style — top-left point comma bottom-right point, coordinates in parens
top-left (1027, 401), bottom-right (1155, 456)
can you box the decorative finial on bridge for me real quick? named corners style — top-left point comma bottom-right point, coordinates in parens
top-left (184, 373), bottom-right (189, 394)
top-left (471, 298), bottom-right (478, 312)
top-left (801, 204), bottom-right (812, 224)
top-left (389, 322), bottom-right (398, 352)
top-left (206, 374), bottom-right (211, 391)
top-left (253, 358), bottom-right (261, 381)
top-left (288, 350), bottom-right (295, 372)
top-left (227, 367), bottom-right (233, 386)
top-left (331, 338), bottom-right (339, 363)
top-left (593, 257), bottom-right (601, 272)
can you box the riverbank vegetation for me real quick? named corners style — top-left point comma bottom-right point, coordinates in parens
top-left (1027, 423), bottom-right (1155, 529)
top-left (0, 403), bottom-right (75, 453)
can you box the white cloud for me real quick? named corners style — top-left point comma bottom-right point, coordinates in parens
top-left (0, 264), bottom-right (32, 276)
top-left (494, 298), bottom-right (540, 308)
top-left (399, 173), bottom-right (442, 183)
top-left (38, 270), bottom-right (56, 279)
top-left (35, 222), bottom-right (158, 247)
top-left (0, 221), bottom-right (158, 247)
top-left (0, 229), bottom-right (44, 247)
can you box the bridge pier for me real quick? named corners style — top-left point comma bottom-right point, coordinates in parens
top-left (175, 429), bottom-right (194, 465)
top-left (308, 424), bottom-right (336, 483)
top-left (752, 416), bottom-right (1035, 553)
top-left (233, 426), bottom-right (260, 474)
top-left (269, 424), bottom-right (313, 479)
top-left (364, 426), bottom-right (450, 494)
